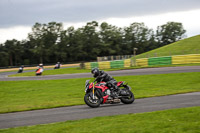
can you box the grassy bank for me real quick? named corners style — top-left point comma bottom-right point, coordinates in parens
top-left (1, 106), bottom-right (200, 133)
top-left (136, 35), bottom-right (200, 59)
top-left (0, 72), bottom-right (200, 113)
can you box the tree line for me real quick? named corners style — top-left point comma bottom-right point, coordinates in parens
top-left (0, 21), bottom-right (186, 67)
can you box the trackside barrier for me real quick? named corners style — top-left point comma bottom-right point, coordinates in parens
top-left (98, 61), bottom-right (111, 69)
top-left (91, 62), bottom-right (98, 69)
top-left (84, 62), bottom-right (91, 69)
top-left (172, 54), bottom-right (200, 64)
top-left (124, 59), bottom-right (131, 68)
top-left (84, 54), bottom-right (200, 69)
top-left (110, 60), bottom-right (124, 68)
top-left (136, 58), bottom-right (148, 67)
top-left (148, 56), bottom-right (172, 66)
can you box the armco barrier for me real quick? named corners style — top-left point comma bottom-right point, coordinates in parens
top-left (185, 54), bottom-right (200, 63)
top-left (172, 55), bottom-right (186, 64)
top-left (159, 56), bottom-right (172, 65)
top-left (84, 62), bottom-right (91, 69)
top-left (98, 61), bottom-right (111, 69)
top-left (148, 56), bottom-right (172, 66)
top-left (110, 60), bottom-right (124, 68)
top-left (172, 54), bottom-right (200, 64)
top-left (91, 62), bottom-right (98, 69)
top-left (136, 58), bottom-right (148, 67)
top-left (124, 59), bottom-right (131, 67)
top-left (84, 54), bottom-right (200, 69)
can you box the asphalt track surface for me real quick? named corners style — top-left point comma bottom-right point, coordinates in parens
top-left (0, 66), bottom-right (200, 81)
top-left (0, 92), bottom-right (200, 129)
top-left (0, 66), bottom-right (200, 129)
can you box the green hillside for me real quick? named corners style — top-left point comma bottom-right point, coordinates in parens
top-left (136, 35), bottom-right (200, 59)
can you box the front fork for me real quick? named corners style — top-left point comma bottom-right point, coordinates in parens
top-left (91, 84), bottom-right (103, 103)
top-left (92, 82), bottom-right (95, 99)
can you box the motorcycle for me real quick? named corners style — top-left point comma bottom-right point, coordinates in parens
top-left (84, 79), bottom-right (135, 108)
top-left (35, 67), bottom-right (43, 76)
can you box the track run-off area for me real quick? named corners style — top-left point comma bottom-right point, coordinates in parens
top-left (0, 66), bottom-right (200, 81)
top-left (0, 66), bottom-right (200, 129)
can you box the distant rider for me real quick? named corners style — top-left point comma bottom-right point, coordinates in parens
top-left (54, 62), bottom-right (61, 69)
top-left (18, 65), bottom-right (24, 73)
top-left (36, 63), bottom-right (44, 76)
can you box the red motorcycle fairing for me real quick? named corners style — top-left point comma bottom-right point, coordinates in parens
top-left (103, 95), bottom-right (109, 103)
top-left (95, 83), bottom-right (109, 92)
top-left (88, 81), bottom-right (124, 104)
top-left (89, 82), bottom-right (94, 89)
top-left (117, 81), bottom-right (124, 86)
top-left (88, 82), bottom-right (109, 92)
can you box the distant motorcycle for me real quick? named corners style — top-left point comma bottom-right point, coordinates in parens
top-left (35, 67), bottom-right (43, 76)
top-left (84, 79), bottom-right (135, 108)
top-left (18, 66), bottom-right (24, 73)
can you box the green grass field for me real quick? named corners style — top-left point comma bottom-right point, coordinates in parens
top-left (1, 106), bottom-right (200, 133)
top-left (1, 72), bottom-right (200, 113)
top-left (136, 35), bottom-right (200, 58)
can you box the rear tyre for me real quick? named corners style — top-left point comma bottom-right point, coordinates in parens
top-left (120, 89), bottom-right (135, 104)
top-left (84, 93), bottom-right (101, 108)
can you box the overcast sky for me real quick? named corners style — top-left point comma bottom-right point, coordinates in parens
top-left (0, 0), bottom-right (200, 43)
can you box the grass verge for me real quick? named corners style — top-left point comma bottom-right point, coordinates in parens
top-left (1, 106), bottom-right (200, 133)
top-left (8, 67), bottom-right (91, 77)
top-left (0, 72), bottom-right (200, 113)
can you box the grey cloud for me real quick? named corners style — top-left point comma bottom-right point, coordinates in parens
top-left (0, 0), bottom-right (200, 28)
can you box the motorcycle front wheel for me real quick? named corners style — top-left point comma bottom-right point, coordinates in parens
top-left (84, 93), bottom-right (101, 108)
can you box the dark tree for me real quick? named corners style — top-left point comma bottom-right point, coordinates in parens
top-left (124, 22), bottom-right (154, 54)
top-left (156, 22), bottom-right (186, 47)
top-left (0, 21), bottom-right (187, 67)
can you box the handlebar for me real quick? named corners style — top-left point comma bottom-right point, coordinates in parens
top-left (94, 76), bottom-right (103, 82)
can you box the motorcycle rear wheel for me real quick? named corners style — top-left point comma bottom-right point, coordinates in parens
top-left (84, 93), bottom-right (101, 108)
top-left (120, 89), bottom-right (135, 104)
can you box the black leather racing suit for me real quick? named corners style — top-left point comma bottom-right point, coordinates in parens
top-left (95, 70), bottom-right (118, 91)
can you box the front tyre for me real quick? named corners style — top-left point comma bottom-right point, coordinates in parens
top-left (120, 89), bottom-right (135, 104)
top-left (84, 93), bottom-right (101, 108)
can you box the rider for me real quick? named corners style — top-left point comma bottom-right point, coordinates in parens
top-left (35, 63), bottom-right (44, 76)
top-left (18, 65), bottom-right (24, 73)
top-left (91, 68), bottom-right (119, 93)
top-left (54, 62), bottom-right (61, 69)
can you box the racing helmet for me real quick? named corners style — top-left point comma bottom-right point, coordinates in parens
top-left (91, 68), bottom-right (100, 78)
